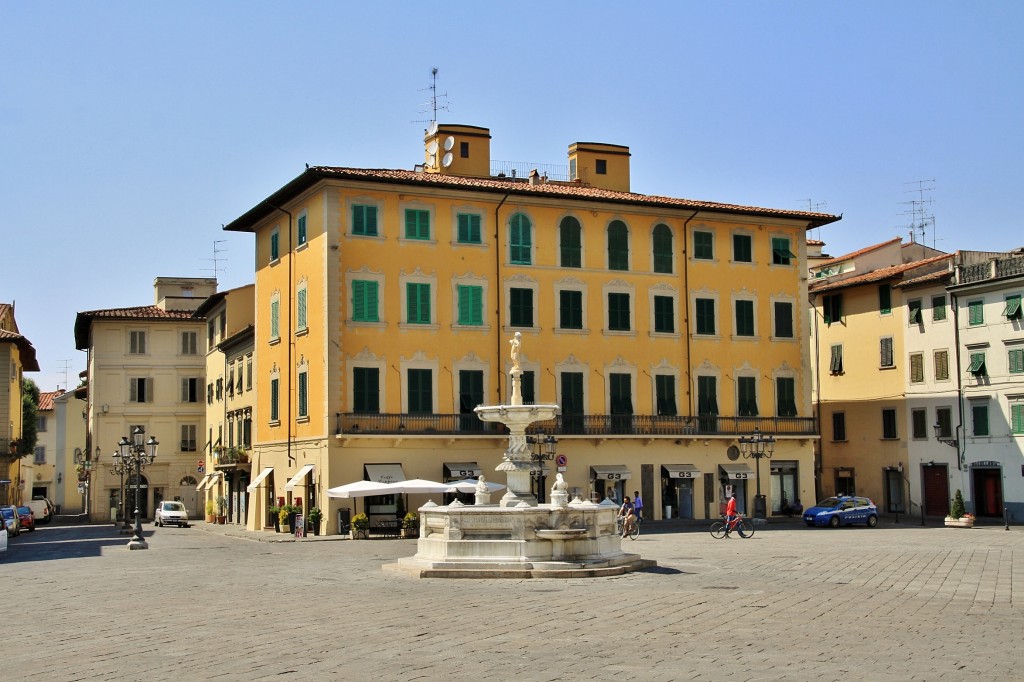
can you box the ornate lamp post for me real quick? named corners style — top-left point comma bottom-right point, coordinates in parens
top-left (109, 449), bottom-right (132, 534)
top-left (738, 427), bottom-right (775, 520)
top-left (118, 427), bottom-right (158, 550)
top-left (526, 434), bottom-right (557, 503)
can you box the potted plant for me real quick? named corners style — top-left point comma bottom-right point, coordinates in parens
top-left (278, 506), bottom-right (291, 532)
top-left (205, 499), bottom-right (216, 523)
top-left (307, 507), bottom-right (323, 536)
top-left (945, 489), bottom-right (974, 528)
top-left (286, 504), bottom-right (299, 533)
top-left (268, 505), bottom-right (280, 532)
top-left (215, 496), bottom-right (228, 524)
top-left (401, 512), bottom-right (419, 538)
top-left (351, 512), bottom-right (369, 539)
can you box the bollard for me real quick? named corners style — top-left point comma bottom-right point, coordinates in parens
top-left (1005, 507), bottom-right (1010, 531)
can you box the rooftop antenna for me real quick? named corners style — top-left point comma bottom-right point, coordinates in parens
top-left (799, 199), bottom-right (828, 241)
top-left (413, 67), bottom-right (450, 129)
top-left (897, 179), bottom-right (936, 247)
top-left (58, 358), bottom-right (73, 391)
top-left (202, 239), bottom-right (228, 281)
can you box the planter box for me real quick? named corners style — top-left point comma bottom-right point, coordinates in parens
top-left (944, 517), bottom-right (974, 528)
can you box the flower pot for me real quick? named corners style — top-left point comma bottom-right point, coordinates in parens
top-left (944, 517), bottom-right (974, 528)
top-left (216, 516), bottom-right (226, 524)
top-left (206, 514), bottom-right (215, 523)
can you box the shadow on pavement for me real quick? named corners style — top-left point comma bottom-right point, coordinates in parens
top-left (0, 524), bottom-right (149, 564)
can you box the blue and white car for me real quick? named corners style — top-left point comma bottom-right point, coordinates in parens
top-left (803, 496), bottom-right (878, 528)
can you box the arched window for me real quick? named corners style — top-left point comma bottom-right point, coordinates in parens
top-left (607, 220), bottom-right (629, 271)
top-left (652, 224), bottom-right (673, 274)
top-left (180, 476), bottom-right (198, 487)
top-left (559, 216), bottom-right (582, 268)
top-left (510, 213), bottom-right (532, 265)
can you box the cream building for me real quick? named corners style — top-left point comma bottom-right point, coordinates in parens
top-left (52, 388), bottom-right (88, 514)
top-left (0, 302), bottom-right (39, 506)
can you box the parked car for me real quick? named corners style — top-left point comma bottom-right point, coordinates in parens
top-left (27, 497), bottom-right (53, 524)
top-left (803, 496), bottom-right (878, 528)
top-left (0, 506), bottom-right (20, 537)
top-left (16, 506), bottom-right (35, 532)
top-left (0, 526), bottom-right (7, 553)
top-left (154, 501), bottom-right (189, 527)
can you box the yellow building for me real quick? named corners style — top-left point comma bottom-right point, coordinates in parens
top-left (225, 123), bottom-right (839, 533)
top-left (0, 302), bottom-right (40, 506)
top-left (21, 389), bottom-right (63, 506)
top-left (809, 238), bottom-right (949, 508)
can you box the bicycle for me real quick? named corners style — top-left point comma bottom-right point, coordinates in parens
top-left (709, 514), bottom-right (754, 539)
top-left (616, 514), bottom-right (640, 540)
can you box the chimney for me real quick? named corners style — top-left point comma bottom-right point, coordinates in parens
top-left (422, 124), bottom-right (491, 178)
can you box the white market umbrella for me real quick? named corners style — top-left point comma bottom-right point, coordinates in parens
top-left (386, 479), bottom-right (453, 495)
top-left (445, 478), bottom-right (506, 494)
top-left (326, 480), bottom-right (396, 498)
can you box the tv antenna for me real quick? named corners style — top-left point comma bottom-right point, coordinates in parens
top-left (57, 358), bottom-right (74, 391)
top-left (413, 67), bottom-right (450, 128)
top-left (203, 239), bottom-right (228, 280)
top-left (798, 199), bottom-right (828, 240)
top-left (897, 179), bottom-right (936, 247)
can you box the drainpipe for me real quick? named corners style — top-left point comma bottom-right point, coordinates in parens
top-left (810, 291), bottom-right (823, 502)
top-left (494, 190), bottom-right (512, 403)
top-left (266, 202), bottom-right (294, 471)
top-left (950, 288), bottom-right (965, 472)
top-left (680, 211), bottom-right (699, 416)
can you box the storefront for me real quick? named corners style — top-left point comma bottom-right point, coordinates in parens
top-left (364, 463), bottom-right (404, 522)
top-left (718, 463), bottom-right (752, 515)
top-left (769, 461), bottom-right (799, 515)
top-left (661, 464), bottom-right (700, 519)
top-left (590, 465), bottom-right (632, 504)
top-left (245, 466), bottom-right (274, 529)
top-left (443, 461), bottom-right (481, 504)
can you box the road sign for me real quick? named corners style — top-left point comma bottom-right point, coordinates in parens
top-left (555, 454), bottom-right (568, 467)
top-left (197, 460), bottom-right (204, 468)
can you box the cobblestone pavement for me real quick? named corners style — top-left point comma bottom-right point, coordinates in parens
top-left (4, 519), bottom-right (1021, 681)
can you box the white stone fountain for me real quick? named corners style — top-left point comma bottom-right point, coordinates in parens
top-left (384, 333), bottom-right (655, 578)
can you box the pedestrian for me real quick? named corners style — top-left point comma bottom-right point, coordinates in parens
top-left (606, 486), bottom-right (617, 504)
top-left (724, 492), bottom-right (738, 537)
top-left (633, 490), bottom-right (643, 521)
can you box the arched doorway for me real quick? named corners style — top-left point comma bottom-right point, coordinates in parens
top-left (126, 473), bottom-right (150, 519)
top-left (179, 476), bottom-right (200, 518)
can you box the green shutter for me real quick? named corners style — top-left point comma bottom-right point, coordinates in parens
top-left (352, 280), bottom-right (378, 322)
top-left (733, 234), bottom-right (752, 262)
top-left (777, 378), bottom-right (797, 417)
top-left (270, 378), bottom-right (279, 421)
top-left (407, 283), bottom-right (430, 324)
top-left (608, 221), bottom-right (629, 270)
top-left (1003, 296), bottom-right (1021, 319)
top-left (696, 299), bottom-right (715, 335)
top-left (297, 215), bottom-right (307, 245)
top-left (405, 209), bottom-right (429, 240)
top-left (1011, 404), bottom-right (1024, 434)
top-left (879, 285), bottom-right (891, 314)
top-left (608, 293), bottom-right (630, 331)
top-left (510, 288), bottom-right (533, 327)
top-left (969, 300), bottom-right (984, 325)
top-left (353, 205), bottom-right (378, 236)
top-left (298, 371), bottom-right (308, 417)
top-left (560, 290), bottom-right (582, 330)
top-left (353, 367), bottom-right (379, 413)
top-left (653, 224), bottom-right (673, 273)
top-left (510, 214), bottom-right (532, 264)
top-left (297, 288), bottom-right (307, 330)
top-left (738, 377), bottom-right (758, 416)
top-left (458, 285), bottom-right (482, 326)
top-left (1009, 349), bottom-right (1024, 374)
top-left (736, 300), bottom-right (754, 336)
top-left (655, 375), bottom-right (677, 416)
top-left (698, 376), bottom-right (718, 415)
top-left (654, 296), bottom-right (674, 333)
top-left (774, 302), bottom-right (793, 338)
top-left (270, 300), bottom-right (279, 338)
top-left (694, 232), bottom-right (713, 260)
top-left (560, 217), bottom-right (582, 268)
top-left (458, 214), bottom-right (481, 243)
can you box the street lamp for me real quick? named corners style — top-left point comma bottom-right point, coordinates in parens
top-left (738, 427), bottom-right (775, 520)
top-left (118, 427), bottom-right (158, 550)
top-left (526, 434), bottom-right (557, 503)
top-left (109, 450), bottom-right (132, 534)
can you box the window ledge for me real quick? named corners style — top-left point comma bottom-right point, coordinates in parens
top-left (350, 233), bottom-right (384, 240)
top-left (604, 329), bottom-right (636, 337)
top-left (269, 420), bottom-right (281, 427)
top-left (399, 238), bottom-right (437, 246)
top-left (730, 335), bottom-right (761, 342)
top-left (295, 242), bottom-right (309, 253)
top-left (295, 328), bottom-right (309, 337)
top-left (269, 258), bottom-right (281, 267)
top-left (770, 336), bottom-right (797, 342)
top-left (348, 320), bottom-right (386, 329)
top-left (269, 337), bottom-right (281, 346)
top-left (451, 241), bottom-right (486, 248)
top-left (502, 325), bottom-right (541, 334)
top-left (648, 331), bottom-right (681, 340)
top-left (450, 324), bottom-right (493, 332)
top-left (296, 416), bottom-right (310, 424)
top-left (557, 328), bottom-right (590, 335)
top-left (399, 323), bottom-right (440, 332)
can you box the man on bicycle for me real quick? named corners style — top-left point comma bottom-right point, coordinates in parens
top-left (724, 492), bottom-right (738, 537)
top-left (618, 496), bottom-right (637, 539)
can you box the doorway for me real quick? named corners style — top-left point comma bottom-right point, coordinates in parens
top-left (971, 467), bottom-right (1003, 517)
top-left (178, 476), bottom-right (200, 518)
top-left (921, 465), bottom-right (949, 517)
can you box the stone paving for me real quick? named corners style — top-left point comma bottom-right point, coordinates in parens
top-left (3, 518), bottom-right (1020, 681)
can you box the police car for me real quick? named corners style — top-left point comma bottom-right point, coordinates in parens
top-left (803, 496), bottom-right (878, 528)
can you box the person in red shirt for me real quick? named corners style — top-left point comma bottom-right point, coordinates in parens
top-left (724, 492), bottom-right (738, 537)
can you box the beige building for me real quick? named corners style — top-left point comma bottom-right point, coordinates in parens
top-left (0, 302), bottom-right (40, 506)
top-left (52, 388), bottom-right (88, 514)
top-left (74, 278), bottom-right (215, 521)
top-left (21, 389), bottom-right (64, 506)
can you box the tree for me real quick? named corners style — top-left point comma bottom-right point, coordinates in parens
top-left (19, 378), bottom-right (39, 458)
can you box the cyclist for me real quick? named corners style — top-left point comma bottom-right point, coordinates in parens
top-left (724, 492), bottom-right (738, 537)
top-left (618, 496), bottom-right (637, 539)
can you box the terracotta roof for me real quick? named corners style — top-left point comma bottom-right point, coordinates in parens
top-left (812, 237), bottom-right (903, 269)
top-left (224, 166), bottom-right (841, 233)
top-left (0, 328), bottom-right (40, 371)
top-left (893, 268), bottom-right (954, 289)
top-left (75, 305), bottom-right (199, 350)
top-left (806, 239), bottom-right (825, 246)
top-left (38, 389), bottom-right (65, 412)
top-left (810, 253), bottom-right (952, 294)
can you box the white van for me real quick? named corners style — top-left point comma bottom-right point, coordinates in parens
top-left (27, 498), bottom-right (53, 524)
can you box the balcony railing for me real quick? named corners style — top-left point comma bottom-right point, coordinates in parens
top-left (959, 255), bottom-right (1024, 284)
top-left (336, 413), bottom-right (817, 437)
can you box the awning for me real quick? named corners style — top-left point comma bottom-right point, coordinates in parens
top-left (662, 464), bottom-right (701, 479)
top-left (246, 467), bottom-right (273, 492)
top-left (444, 461), bottom-right (481, 479)
top-left (204, 472), bottom-right (222, 490)
top-left (364, 463), bottom-right (405, 484)
top-left (195, 474), bottom-right (211, 491)
top-left (590, 464), bottom-right (632, 481)
top-left (719, 463), bottom-right (753, 480)
top-left (284, 464), bottom-right (315, 492)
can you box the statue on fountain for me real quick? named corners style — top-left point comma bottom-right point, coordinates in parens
top-left (550, 472), bottom-right (569, 508)
top-left (474, 475), bottom-right (492, 506)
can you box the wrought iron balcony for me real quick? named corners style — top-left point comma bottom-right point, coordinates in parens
top-left (335, 413), bottom-right (817, 438)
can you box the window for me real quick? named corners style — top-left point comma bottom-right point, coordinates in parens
top-left (693, 231), bottom-right (713, 260)
top-left (882, 408), bottom-right (897, 439)
top-left (246, 355), bottom-right (253, 391)
top-left (771, 237), bottom-right (795, 265)
top-left (236, 361), bottom-right (243, 394)
top-left (560, 372), bottom-right (584, 429)
top-left (653, 295), bottom-right (674, 333)
top-left (830, 344), bottom-right (843, 374)
top-left (607, 220), bottom-right (629, 270)
top-left (695, 298), bottom-right (716, 335)
top-left (404, 208), bottom-right (430, 240)
top-left (774, 301), bottom-right (793, 338)
top-left (352, 280), bottom-right (379, 323)
top-left (509, 213), bottom-right (532, 264)
top-left (457, 213), bottom-right (481, 244)
top-left (270, 230), bottom-right (280, 261)
top-left (407, 369), bottom-right (432, 413)
top-left (935, 406), bottom-right (953, 439)
top-left (911, 408), bottom-right (928, 439)
top-left (596, 159), bottom-right (607, 174)
top-left (1004, 294), bottom-right (1022, 320)
top-left (459, 370), bottom-right (484, 416)
top-left (910, 353), bottom-right (924, 383)
top-left (967, 351), bottom-right (987, 376)
top-left (129, 378), bottom-right (152, 403)
top-left (34, 446), bottom-right (45, 464)
top-left (907, 299), bottom-right (922, 324)
top-left (968, 300), bottom-right (984, 325)
top-left (697, 376), bottom-right (718, 417)
top-left (607, 292), bottom-right (630, 331)
top-left (559, 217), bottom-right (582, 268)
top-left (297, 284), bottom-right (308, 332)
top-left (1011, 402), bottom-right (1024, 435)
top-left (181, 377), bottom-right (200, 403)
top-left (181, 425), bottom-right (197, 452)
top-left (609, 373), bottom-right (633, 433)
top-left (832, 412), bottom-right (846, 441)
top-left (270, 297), bottom-right (280, 340)
top-left (270, 377), bottom-right (280, 422)
top-left (655, 375), bottom-right (677, 416)
top-left (181, 331), bottom-right (197, 355)
top-left (207, 383), bottom-right (214, 404)
top-left (406, 283), bottom-right (431, 324)
top-left (297, 214), bottom-right (307, 246)
top-left (353, 367), bottom-right (380, 413)
top-left (934, 349), bottom-right (949, 380)
top-left (823, 294), bottom-right (842, 324)
top-left (509, 288), bottom-right (534, 328)
top-left (129, 331), bottom-right (146, 355)
top-left (879, 285), bottom-right (892, 314)
top-left (880, 337), bottom-right (894, 368)
top-left (738, 377), bottom-right (758, 416)
top-left (520, 371), bottom-right (536, 405)
top-left (295, 367), bottom-right (307, 419)
top-left (457, 285), bottom-right (483, 326)
top-left (559, 290), bottom-right (583, 330)
top-left (971, 402), bottom-right (989, 436)
top-left (352, 204), bottom-right (378, 236)
top-left (776, 378), bottom-right (797, 417)
top-left (36, 415), bottom-right (47, 432)
top-left (932, 295), bottom-right (947, 321)
top-left (733, 233), bottom-right (752, 263)
top-left (652, 224), bottom-right (673, 273)
top-left (735, 300), bottom-right (755, 337)
top-left (216, 378), bottom-right (223, 400)
top-left (460, 141), bottom-right (469, 158)
top-left (1009, 348), bottom-right (1024, 374)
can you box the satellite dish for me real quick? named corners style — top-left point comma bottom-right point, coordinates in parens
top-left (442, 152), bottom-right (453, 168)
top-left (443, 136), bottom-right (455, 151)
top-left (427, 154), bottom-right (437, 167)
top-left (426, 140), bottom-right (438, 155)
top-left (426, 121), bottom-right (438, 136)
top-left (727, 445), bottom-right (740, 461)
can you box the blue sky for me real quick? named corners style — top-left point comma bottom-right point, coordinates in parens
top-left (3, 1), bottom-right (1022, 391)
